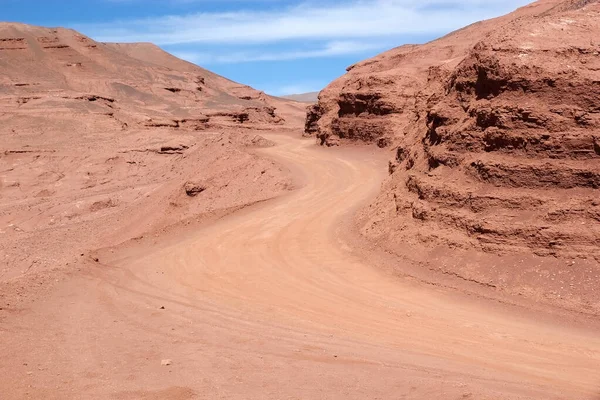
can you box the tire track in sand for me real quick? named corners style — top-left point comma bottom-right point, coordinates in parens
top-left (1, 134), bottom-right (599, 400)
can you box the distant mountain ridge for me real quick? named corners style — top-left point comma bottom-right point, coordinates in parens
top-left (281, 91), bottom-right (319, 103)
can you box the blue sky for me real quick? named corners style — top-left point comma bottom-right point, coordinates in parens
top-left (2, 0), bottom-right (532, 95)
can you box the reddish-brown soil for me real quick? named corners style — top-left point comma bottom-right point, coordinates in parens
top-left (2, 132), bottom-right (600, 400)
top-left (1, 7), bottom-right (600, 400)
top-left (0, 22), bottom-right (305, 311)
top-left (306, 0), bottom-right (600, 315)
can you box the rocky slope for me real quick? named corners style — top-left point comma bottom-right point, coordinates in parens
top-left (306, 0), bottom-right (600, 313)
top-left (0, 23), bottom-right (303, 310)
top-left (0, 23), bottom-right (304, 131)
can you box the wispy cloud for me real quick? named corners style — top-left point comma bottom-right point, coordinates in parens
top-left (82, 0), bottom-right (532, 46)
top-left (172, 40), bottom-right (390, 64)
top-left (74, 0), bottom-right (532, 95)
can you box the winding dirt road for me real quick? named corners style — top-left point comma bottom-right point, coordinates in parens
top-left (2, 134), bottom-right (599, 399)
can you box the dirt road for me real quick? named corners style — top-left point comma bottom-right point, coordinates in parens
top-left (2, 134), bottom-right (599, 399)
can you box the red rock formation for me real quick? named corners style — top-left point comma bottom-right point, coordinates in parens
top-left (307, 0), bottom-right (600, 310)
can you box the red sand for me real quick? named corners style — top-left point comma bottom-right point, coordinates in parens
top-left (1, 3), bottom-right (600, 399)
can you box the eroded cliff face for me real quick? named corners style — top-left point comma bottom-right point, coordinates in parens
top-left (307, 0), bottom-right (600, 310)
top-left (305, 43), bottom-right (438, 147)
top-left (306, 1), bottom-right (573, 146)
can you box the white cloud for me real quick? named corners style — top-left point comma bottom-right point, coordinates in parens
top-left (81, 0), bottom-right (532, 45)
top-left (171, 40), bottom-right (389, 64)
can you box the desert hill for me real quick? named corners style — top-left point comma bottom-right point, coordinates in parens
top-left (0, 23), bottom-right (304, 131)
top-left (306, 0), bottom-right (600, 313)
top-left (0, 22), bottom-right (304, 307)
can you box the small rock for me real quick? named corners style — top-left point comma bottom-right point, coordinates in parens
top-left (159, 306), bottom-right (165, 310)
top-left (161, 359), bottom-right (172, 366)
top-left (184, 182), bottom-right (207, 197)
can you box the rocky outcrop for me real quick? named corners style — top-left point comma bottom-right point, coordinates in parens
top-left (307, 0), bottom-right (600, 262)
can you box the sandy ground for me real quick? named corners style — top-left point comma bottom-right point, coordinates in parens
top-left (0, 22), bottom-right (308, 313)
top-left (1, 132), bottom-right (599, 400)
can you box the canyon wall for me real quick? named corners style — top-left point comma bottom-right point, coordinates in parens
top-left (306, 0), bottom-right (600, 311)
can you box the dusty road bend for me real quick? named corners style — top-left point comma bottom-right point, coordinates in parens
top-left (2, 133), bottom-right (600, 400)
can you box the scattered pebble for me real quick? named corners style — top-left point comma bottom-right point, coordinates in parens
top-left (161, 359), bottom-right (172, 366)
